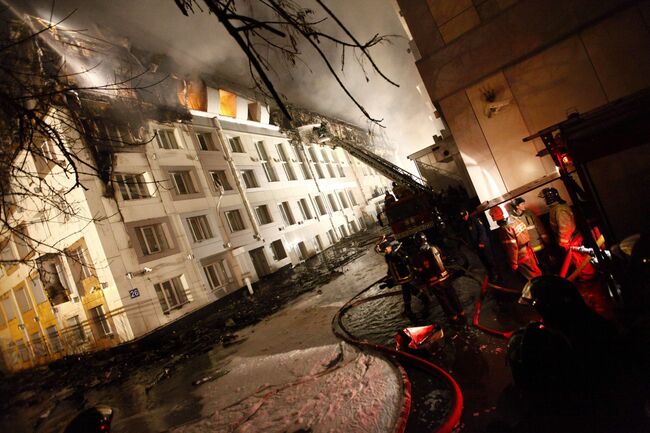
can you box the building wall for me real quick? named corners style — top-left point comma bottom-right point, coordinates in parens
top-left (0, 89), bottom-right (390, 372)
top-left (397, 0), bottom-right (650, 210)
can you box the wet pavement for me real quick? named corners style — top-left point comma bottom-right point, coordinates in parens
top-left (1, 230), bottom-right (648, 433)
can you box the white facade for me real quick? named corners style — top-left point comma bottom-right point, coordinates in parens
top-left (0, 88), bottom-right (390, 372)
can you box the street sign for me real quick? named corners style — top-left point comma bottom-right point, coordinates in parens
top-left (129, 288), bottom-right (140, 299)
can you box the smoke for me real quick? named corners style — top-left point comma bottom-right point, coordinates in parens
top-left (13, 0), bottom-right (444, 173)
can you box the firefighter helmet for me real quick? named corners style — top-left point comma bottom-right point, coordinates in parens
top-left (520, 275), bottom-right (585, 324)
top-left (539, 187), bottom-right (562, 205)
top-left (509, 197), bottom-right (525, 209)
top-left (488, 206), bottom-right (505, 222)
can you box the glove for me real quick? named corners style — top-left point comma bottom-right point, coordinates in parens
top-left (511, 264), bottom-right (518, 271)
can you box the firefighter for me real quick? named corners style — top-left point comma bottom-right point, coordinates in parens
top-left (509, 197), bottom-right (553, 272)
top-left (380, 238), bottom-right (430, 317)
top-left (460, 210), bottom-right (499, 282)
top-left (411, 233), bottom-right (465, 323)
top-left (540, 187), bottom-right (596, 280)
top-left (489, 205), bottom-right (542, 281)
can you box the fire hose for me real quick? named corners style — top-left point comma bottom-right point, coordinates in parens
top-left (332, 285), bottom-right (463, 433)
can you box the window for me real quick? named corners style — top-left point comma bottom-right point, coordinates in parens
top-left (297, 242), bottom-right (308, 261)
top-left (294, 144), bottom-right (312, 179)
top-left (196, 132), bottom-right (217, 151)
top-left (136, 224), bottom-right (169, 255)
top-left (270, 240), bottom-right (287, 260)
top-left (338, 191), bottom-right (350, 209)
top-left (187, 215), bottom-right (213, 242)
top-left (255, 141), bottom-right (279, 182)
top-left (16, 339), bottom-right (30, 362)
top-left (322, 149), bottom-right (336, 177)
top-left (298, 198), bottom-right (313, 220)
top-left (157, 129), bottom-right (179, 149)
top-left (0, 305), bottom-right (5, 327)
top-left (14, 287), bottom-right (32, 313)
top-left (228, 136), bottom-right (245, 153)
top-left (248, 102), bottom-right (261, 121)
top-left (339, 224), bottom-right (349, 238)
top-left (154, 276), bottom-right (189, 314)
top-left (225, 210), bottom-right (246, 232)
top-left (347, 190), bottom-right (358, 206)
top-left (314, 195), bottom-right (328, 216)
top-left (314, 235), bottom-right (324, 251)
top-left (327, 229), bottom-right (337, 245)
top-left (46, 325), bottom-right (63, 353)
top-left (203, 263), bottom-right (223, 291)
top-left (276, 143), bottom-right (297, 180)
top-left (90, 305), bottom-right (112, 337)
top-left (69, 247), bottom-right (94, 280)
top-left (170, 171), bottom-right (197, 195)
top-left (254, 205), bottom-right (273, 225)
top-left (114, 173), bottom-right (152, 200)
top-left (66, 315), bottom-right (86, 343)
top-left (241, 170), bottom-right (259, 188)
top-left (327, 193), bottom-right (340, 212)
top-left (334, 150), bottom-right (346, 177)
top-left (2, 296), bottom-right (16, 321)
top-left (278, 202), bottom-right (296, 226)
top-left (209, 170), bottom-right (233, 191)
top-left (31, 331), bottom-right (47, 357)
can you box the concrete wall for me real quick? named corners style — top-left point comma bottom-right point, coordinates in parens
top-left (398, 0), bottom-right (650, 204)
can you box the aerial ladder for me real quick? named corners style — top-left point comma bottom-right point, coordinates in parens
top-left (297, 122), bottom-right (445, 241)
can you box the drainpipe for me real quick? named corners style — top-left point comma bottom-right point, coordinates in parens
top-left (210, 116), bottom-right (263, 241)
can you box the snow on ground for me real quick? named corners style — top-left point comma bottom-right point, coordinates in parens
top-left (173, 250), bottom-right (397, 433)
top-left (175, 343), bottom-right (403, 433)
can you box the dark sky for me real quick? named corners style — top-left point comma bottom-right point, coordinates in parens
top-left (12, 0), bottom-right (444, 172)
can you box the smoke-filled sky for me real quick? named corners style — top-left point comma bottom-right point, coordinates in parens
top-left (12, 0), bottom-right (444, 173)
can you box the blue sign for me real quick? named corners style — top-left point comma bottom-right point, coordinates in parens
top-left (129, 288), bottom-right (140, 299)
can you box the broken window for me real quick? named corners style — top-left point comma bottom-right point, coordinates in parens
top-left (209, 170), bottom-right (233, 192)
top-left (247, 102), bottom-right (261, 121)
top-left (187, 215), bottom-right (213, 242)
top-left (225, 210), bottom-right (246, 232)
top-left (154, 276), bottom-right (189, 314)
top-left (114, 173), bottom-right (153, 200)
top-left (156, 129), bottom-right (180, 149)
top-left (270, 240), bottom-right (287, 260)
top-left (219, 90), bottom-right (237, 117)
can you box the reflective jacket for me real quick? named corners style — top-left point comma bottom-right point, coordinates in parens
top-left (498, 217), bottom-right (531, 268)
top-left (511, 209), bottom-right (549, 251)
top-left (385, 244), bottom-right (414, 283)
top-left (548, 203), bottom-right (576, 248)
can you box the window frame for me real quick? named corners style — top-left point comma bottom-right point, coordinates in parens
top-left (196, 132), bottom-right (217, 151)
top-left (156, 129), bottom-right (180, 150)
top-left (278, 202), bottom-right (296, 226)
top-left (187, 215), bottom-right (214, 242)
top-left (136, 224), bottom-right (169, 255)
top-left (209, 170), bottom-right (233, 192)
top-left (154, 276), bottom-right (189, 314)
top-left (225, 209), bottom-right (246, 232)
top-left (241, 169), bottom-right (259, 188)
top-left (270, 239), bottom-right (287, 260)
top-left (89, 305), bottom-right (112, 337)
top-left (228, 136), bottom-right (245, 153)
top-left (254, 205), bottom-right (273, 225)
top-left (169, 170), bottom-right (198, 195)
top-left (114, 173), bottom-right (152, 201)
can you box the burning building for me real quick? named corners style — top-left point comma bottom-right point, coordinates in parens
top-left (0, 17), bottom-right (391, 372)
